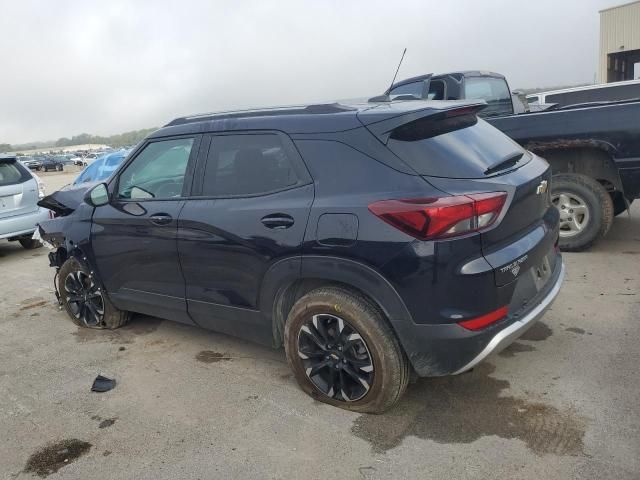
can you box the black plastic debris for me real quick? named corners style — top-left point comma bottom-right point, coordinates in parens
top-left (91, 375), bottom-right (116, 393)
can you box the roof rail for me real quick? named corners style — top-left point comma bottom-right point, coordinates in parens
top-left (164, 103), bottom-right (356, 127)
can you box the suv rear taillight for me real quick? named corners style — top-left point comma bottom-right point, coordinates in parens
top-left (368, 192), bottom-right (507, 240)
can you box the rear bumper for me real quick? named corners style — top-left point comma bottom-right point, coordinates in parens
top-left (392, 254), bottom-right (564, 377)
top-left (452, 261), bottom-right (565, 374)
top-left (0, 208), bottom-right (51, 240)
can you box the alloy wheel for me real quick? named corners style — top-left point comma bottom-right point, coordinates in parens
top-left (297, 313), bottom-right (374, 402)
top-left (552, 192), bottom-right (590, 238)
top-left (64, 270), bottom-right (105, 327)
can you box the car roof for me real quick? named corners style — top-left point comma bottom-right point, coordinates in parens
top-left (150, 99), bottom-right (484, 138)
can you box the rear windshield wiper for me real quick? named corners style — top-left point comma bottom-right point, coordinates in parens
top-left (484, 151), bottom-right (524, 176)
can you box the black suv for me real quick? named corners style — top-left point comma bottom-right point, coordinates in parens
top-left (39, 100), bottom-right (564, 412)
top-left (39, 157), bottom-right (64, 172)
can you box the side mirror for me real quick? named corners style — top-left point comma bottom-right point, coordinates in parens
top-left (85, 183), bottom-right (110, 207)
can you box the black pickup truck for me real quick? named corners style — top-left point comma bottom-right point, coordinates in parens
top-left (385, 71), bottom-right (640, 251)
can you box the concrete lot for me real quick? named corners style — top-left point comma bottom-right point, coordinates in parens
top-left (1, 170), bottom-right (639, 479)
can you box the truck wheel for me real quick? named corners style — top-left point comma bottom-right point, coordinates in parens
top-left (284, 286), bottom-right (409, 413)
top-left (551, 174), bottom-right (613, 251)
top-left (612, 192), bottom-right (634, 216)
top-left (19, 238), bottom-right (42, 250)
top-left (58, 258), bottom-right (131, 329)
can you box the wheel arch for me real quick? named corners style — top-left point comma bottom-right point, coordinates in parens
top-left (260, 256), bottom-right (414, 349)
top-left (530, 144), bottom-right (624, 195)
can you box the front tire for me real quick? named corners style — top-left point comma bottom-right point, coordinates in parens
top-left (58, 258), bottom-right (130, 329)
top-left (284, 286), bottom-right (409, 413)
top-left (552, 174), bottom-right (613, 252)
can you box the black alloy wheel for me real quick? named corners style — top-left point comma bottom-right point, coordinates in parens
top-left (297, 313), bottom-right (374, 402)
top-left (63, 270), bottom-right (105, 327)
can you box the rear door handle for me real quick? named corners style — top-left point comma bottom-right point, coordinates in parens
top-left (261, 213), bottom-right (294, 229)
top-left (150, 214), bottom-right (173, 226)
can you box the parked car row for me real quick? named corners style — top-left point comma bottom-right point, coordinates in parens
top-left (19, 155), bottom-right (70, 172)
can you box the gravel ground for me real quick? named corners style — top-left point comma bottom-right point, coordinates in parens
top-left (1, 170), bottom-right (639, 479)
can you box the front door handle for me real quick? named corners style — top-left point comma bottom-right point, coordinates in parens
top-left (261, 213), bottom-right (294, 229)
top-left (150, 214), bottom-right (173, 226)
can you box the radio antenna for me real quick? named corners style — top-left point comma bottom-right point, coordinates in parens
top-left (368, 48), bottom-right (407, 102)
top-left (388, 48), bottom-right (407, 93)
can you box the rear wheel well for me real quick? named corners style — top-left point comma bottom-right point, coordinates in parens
top-left (272, 278), bottom-right (396, 349)
top-left (536, 147), bottom-right (622, 195)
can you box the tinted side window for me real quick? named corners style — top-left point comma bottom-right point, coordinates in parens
top-left (389, 81), bottom-right (424, 99)
top-left (117, 138), bottom-right (194, 200)
top-left (202, 134), bottom-right (301, 196)
top-left (427, 80), bottom-right (446, 100)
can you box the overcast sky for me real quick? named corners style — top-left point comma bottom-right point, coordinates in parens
top-left (0, 0), bottom-right (625, 144)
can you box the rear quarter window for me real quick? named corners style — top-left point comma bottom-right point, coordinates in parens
top-left (0, 161), bottom-right (30, 186)
top-left (386, 115), bottom-right (528, 179)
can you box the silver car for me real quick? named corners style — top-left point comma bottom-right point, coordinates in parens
top-left (0, 155), bottom-right (51, 249)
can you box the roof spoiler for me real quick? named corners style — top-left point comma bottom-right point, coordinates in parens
top-left (361, 102), bottom-right (487, 144)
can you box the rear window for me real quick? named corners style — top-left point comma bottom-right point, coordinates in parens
top-left (386, 115), bottom-right (528, 179)
top-left (0, 161), bottom-right (30, 186)
top-left (464, 77), bottom-right (513, 116)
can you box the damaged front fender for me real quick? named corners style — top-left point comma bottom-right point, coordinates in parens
top-left (37, 183), bottom-right (95, 217)
top-left (38, 199), bottom-right (95, 268)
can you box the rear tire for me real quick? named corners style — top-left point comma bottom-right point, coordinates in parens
top-left (19, 238), bottom-right (42, 250)
top-left (58, 258), bottom-right (130, 329)
top-left (284, 286), bottom-right (409, 413)
top-left (552, 174), bottom-right (613, 252)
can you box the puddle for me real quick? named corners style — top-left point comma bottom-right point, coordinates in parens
top-left (351, 363), bottom-right (586, 455)
top-left (195, 350), bottom-right (232, 363)
top-left (19, 300), bottom-right (48, 311)
top-left (565, 327), bottom-right (585, 335)
top-left (23, 439), bottom-right (92, 477)
top-left (498, 342), bottom-right (536, 358)
top-left (520, 321), bottom-right (552, 341)
top-left (73, 316), bottom-right (163, 344)
top-left (98, 418), bottom-right (116, 429)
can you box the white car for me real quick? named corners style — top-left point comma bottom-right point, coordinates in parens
top-left (0, 155), bottom-right (52, 249)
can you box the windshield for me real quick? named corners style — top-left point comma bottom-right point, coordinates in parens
top-left (73, 151), bottom-right (127, 185)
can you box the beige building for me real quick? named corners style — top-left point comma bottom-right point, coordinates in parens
top-left (599, 0), bottom-right (640, 82)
